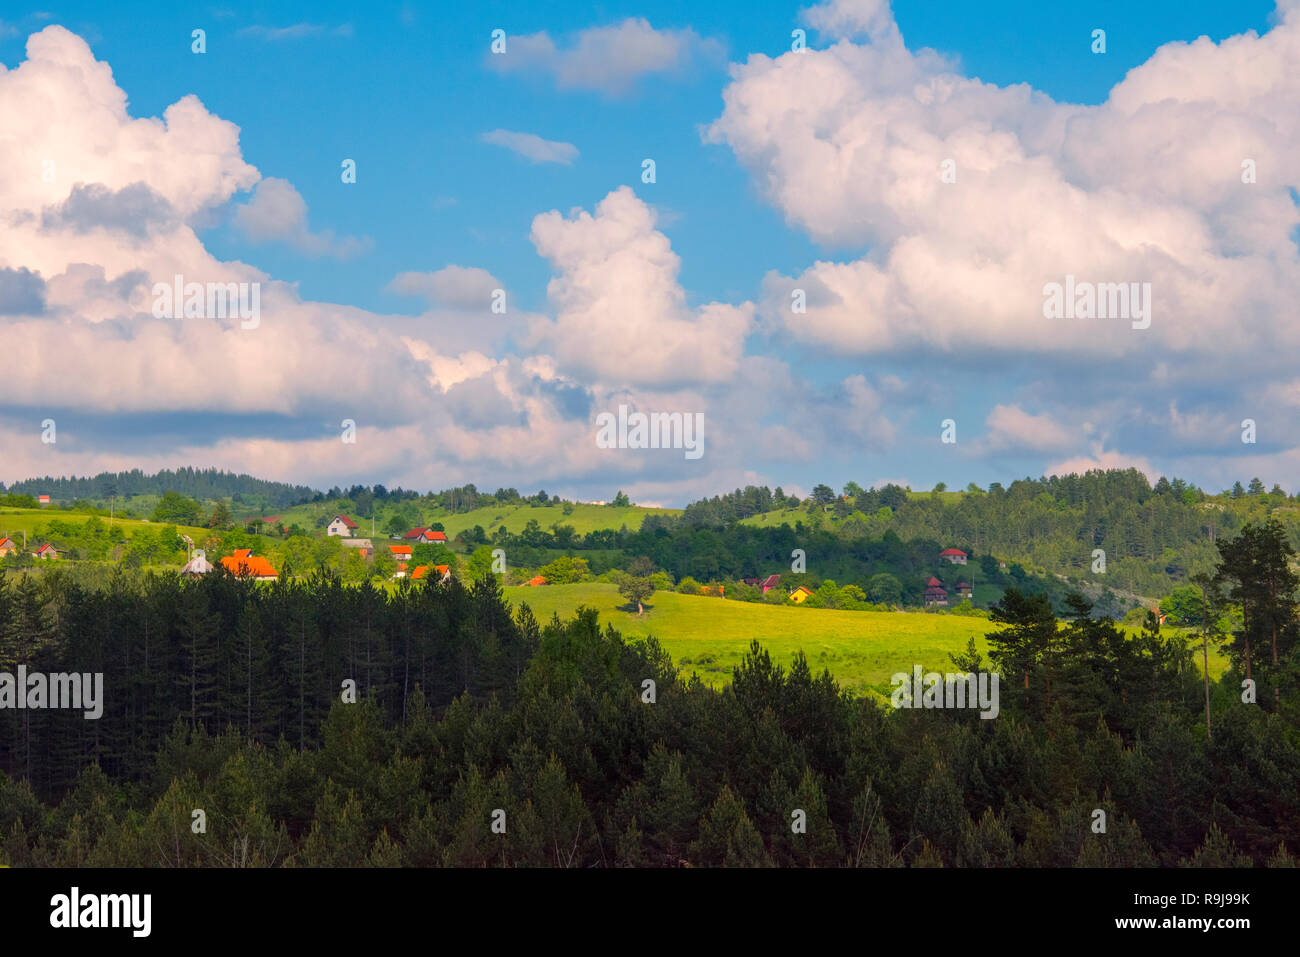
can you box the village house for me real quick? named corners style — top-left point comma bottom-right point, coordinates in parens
top-left (38, 494), bottom-right (50, 506)
top-left (389, 544), bottom-right (413, 561)
top-left (326, 514), bottom-right (359, 537)
top-left (403, 527), bottom-right (448, 544)
top-left (923, 576), bottom-right (948, 607)
top-left (220, 548), bottom-right (279, 581)
top-left (789, 585), bottom-right (814, 603)
top-left (939, 547), bottom-right (968, 565)
top-left (954, 581), bottom-right (973, 602)
top-left (34, 543), bottom-right (62, 560)
top-left (340, 538), bottom-right (373, 559)
top-left (526, 575), bottom-right (547, 586)
top-left (760, 574), bottom-right (781, 594)
top-left (0, 537), bottom-right (17, 558)
top-left (411, 564), bottom-right (450, 582)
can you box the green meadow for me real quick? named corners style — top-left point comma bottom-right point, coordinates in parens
top-left (267, 501), bottom-right (678, 541)
top-left (501, 582), bottom-right (1229, 696)
top-left (0, 507), bottom-right (212, 543)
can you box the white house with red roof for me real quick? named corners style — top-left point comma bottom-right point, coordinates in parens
top-left (403, 527), bottom-right (447, 544)
top-left (38, 494), bottom-right (50, 506)
top-left (326, 514), bottom-right (359, 537)
top-left (34, 543), bottom-right (62, 560)
top-left (939, 547), bottom-right (968, 565)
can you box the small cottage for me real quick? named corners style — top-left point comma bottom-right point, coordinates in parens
top-left (326, 514), bottom-right (359, 537)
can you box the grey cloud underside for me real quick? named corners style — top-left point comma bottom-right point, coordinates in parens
top-left (0, 267), bottom-right (46, 315)
top-left (41, 182), bottom-right (178, 239)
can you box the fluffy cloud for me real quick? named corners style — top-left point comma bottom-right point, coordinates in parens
top-left (527, 186), bottom-right (753, 387)
top-left (481, 129), bottom-right (579, 165)
top-left (983, 404), bottom-right (1073, 452)
top-left (388, 265), bottom-right (503, 309)
top-left (1044, 446), bottom-right (1159, 483)
top-left (233, 178), bottom-right (368, 258)
top-left (708, 0), bottom-right (1300, 368)
top-left (0, 27), bottom-right (778, 501)
top-left (487, 18), bottom-right (722, 95)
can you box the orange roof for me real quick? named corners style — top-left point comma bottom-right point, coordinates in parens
top-left (411, 564), bottom-right (450, 581)
top-left (220, 550), bottom-right (279, 578)
top-left (791, 585), bottom-right (814, 596)
top-left (527, 575), bottom-right (547, 586)
top-left (390, 544), bottom-right (412, 556)
top-left (0, 537), bottom-right (14, 549)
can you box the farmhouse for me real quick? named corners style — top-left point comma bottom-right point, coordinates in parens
top-left (404, 527), bottom-right (448, 544)
top-left (220, 548), bottom-right (279, 581)
top-left (341, 538), bottom-right (373, 559)
top-left (38, 494), bottom-right (50, 506)
top-left (789, 585), bottom-right (814, 603)
top-left (923, 576), bottom-right (948, 607)
top-left (760, 574), bottom-right (781, 594)
top-left (389, 544), bottom-right (413, 560)
top-left (954, 581), bottom-right (973, 602)
top-left (0, 537), bottom-right (17, 557)
top-left (34, 543), bottom-right (62, 560)
top-left (940, 547), bottom-right (967, 565)
top-left (411, 564), bottom-right (450, 582)
top-left (326, 514), bottom-right (358, 537)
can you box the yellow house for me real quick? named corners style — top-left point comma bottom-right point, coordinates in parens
top-left (789, 586), bottom-right (815, 603)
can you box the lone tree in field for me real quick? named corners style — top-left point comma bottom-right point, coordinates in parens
top-left (619, 556), bottom-right (657, 616)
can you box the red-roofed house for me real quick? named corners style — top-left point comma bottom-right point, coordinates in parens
top-left (0, 537), bottom-right (17, 558)
top-left (923, 576), bottom-right (948, 607)
top-left (411, 564), bottom-right (451, 582)
top-left (327, 514), bottom-right (359, 537)
top-left (220, 548), bottom-right (279, 580)
top-left (526, 575), bottom-right (547, 586)
top-left (939, 547), bottom-right (968, 565)
top-left (38, 494), bottom-right (50, 506)
top-left (760, 574), bottom-right (781, 594)
top-left (34, 543), bottom-right (62, 560)
top-left (389, 544), bottom-right (413, 559)
top-left (403, 527), bottom-right (448, 543)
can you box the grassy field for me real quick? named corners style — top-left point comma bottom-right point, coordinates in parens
top-left (500, 582), bottom-right (1230, 696)
top-left (0, 507), bottom-right (212, 544)
top-left (267, 500), bottom-right (679, 542)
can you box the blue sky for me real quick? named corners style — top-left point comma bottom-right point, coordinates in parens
top-left (0, 1), bottom-right (1296, 502)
